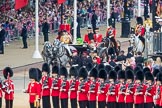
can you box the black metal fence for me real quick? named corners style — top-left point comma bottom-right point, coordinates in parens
top-left (153, 33), bottom-right (162, 53)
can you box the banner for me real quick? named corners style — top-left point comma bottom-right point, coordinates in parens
top-left (15, 0), bottom-right (28, 10)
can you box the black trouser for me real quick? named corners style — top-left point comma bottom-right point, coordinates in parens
top-left (61, 98), bottom-right (68, 108)
top-left (0, 43), bottom-right (3, 54)
top-left (0, 98), bottom-right (2, 108)
top-left (42, 96), bottom-right (51, 108)
top-left (43, 32), bottom-right (49, 42)
top-left (144, 103), bottom-right (154, 108)
top-left (92, 25), bottom-right (96, 34)
top-left (30, 103), bottom-right (40, 108)
top-left (135, 104), bottom-right (144, 108)
top-left (109, 37), bottom-right (118, 55)
top-left (79, 101), bottom-right (87, 108)
top-left (89, 101), bottom-right (96, 108)
top-left (125, 103), bottom-right (133, 108)
top-left (70, 99), bottom-right (77, 108)
top-left (155, 105), bottom-right (160, 108)
top-left (138, 36), bottom-right (145, 46)
top-left (22, 37), bottom-right (27, 48)
top-left (98, 101), bottom-right (106, 108)
top-left (52, 96), bottom-right (60, 108)
top-left (107, 102), bottom-right (116, 108)
top-left (5, 100), bottom-right (13, 108)
top-left (118, 102), bottom-right (125, 108)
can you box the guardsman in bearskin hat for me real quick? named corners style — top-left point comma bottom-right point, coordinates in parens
top-left (134, 70), bottom-right (145, 108)
top-left (24, 68), bottom-right (41, 108)
top-left (93, 27), bottom-right (103, 46)
top-left (125, 69), bottom-right (135, 108)
top-left (117, 70), bottom-right (126, 108)
top-left (153, 69), bottom-right (160, 80)
top-left (88, 68), bottom-right (98, 108)
top-left (59, 66), bottom-right (69, 108)
top-left (78, 67), bottom-right (89, 108)
top-left (51, 65), bottom-right (61, 108)
top-left (2, 67), bottom-right (14, 108)
top-left (41, 63), bottom-right (52, 108)
top-left (97, 69), bottom-right (108, 108)
top-left (155, 72), bottom-right (162, 108)
top-left (69, 66), bottom-right (79, 108)
top-left (144, 72), bottom-right (155, 108)
top-left (106, 70), bottom-right (117, 108)
top-left (84, 27), bottom-right (94, 44)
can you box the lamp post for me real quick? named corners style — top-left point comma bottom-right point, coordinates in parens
top-left (107, 0), bottom-right (110, 27)
top-left (73, 0), bottom-right (77, 44)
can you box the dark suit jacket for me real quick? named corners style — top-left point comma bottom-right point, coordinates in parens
top-left (0, 29), bottom-right (5, 43)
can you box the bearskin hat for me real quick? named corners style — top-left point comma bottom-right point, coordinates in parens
top-left (60, 66), bottom-right (68, 78)
top-left (52, 65), bottom-right (59, 74)
top-left (109, 70), bottom-right (117, 80)
top-left (136, 17), bottom-right (143, 25)
top-left (156, 72), bottom-right (162, 82)
top-left (153, 69), bottom-right (160, 77)
top-left (98, 69), bottom-right (107, 80)
top-left (118, 70), bottom-right (125, 79)
top-left (3, 67), bottom-right (13, 79)
top-left (42, 63), bottom-right (50, 74)
top-left (125, 70), bottom-right (134, 81)
top-left (105, 65), bottom-right (113, 74)
top-left (135, 70), bottom-right (144, 82)
top-left (114, 65), bottom-right (122, 73)
top-left (143, 67), bottom-right (151, 74)
top-left (134, 66), bottom-right (142, 74)
top-left (125, 66), bottom-right (133, 71)
top-left (36, 68), bottom-right (42, 82)
top-left (29, 68), bottom-right (39, 81)
top-left (89, 68), bottom-right (98, 79)
top-left (86, 63), bottom-right (93, 72)
top-left (145, 72), bottom-right (154, 82)
top-left (69, 66), bottom-right (78, 77)
top-left (78, 67), bottom-right (88, 79)
top-left (136, 63), bottom-right (143, 69)
top-left (97, 63), bottom-right (105, 71)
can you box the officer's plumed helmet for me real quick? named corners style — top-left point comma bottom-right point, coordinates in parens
top-left (60, 66), bottom-right (68, 78)
top-left (42, 63), bottom-right (50, 74)
top-left (99, 69), bottom-right (107, 80)
top-left (3, 67), bottom-right (13, 79)
top-left (89, 68), bottom-right (98, 79)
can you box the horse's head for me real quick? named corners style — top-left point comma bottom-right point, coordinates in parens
top-left (43, 41), bottom-right (53, 57)
top-left (129, 34), bottom-right (136, 45)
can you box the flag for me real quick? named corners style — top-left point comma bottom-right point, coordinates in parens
top-left (58, 0), bottom-right (65, 4)
top-left (15, 0), bottom-right (28, 10)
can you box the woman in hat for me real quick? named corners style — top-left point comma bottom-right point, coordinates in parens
top-left (69, 66), bottom-right (79, 108)
top-left (2, 67), bottom-right (14, 108)
top-left (24, 68), bottom-right (41, 108)
top-left (88, 68), bottom-right (98, 108)
top-left (51, 65), bottom-right (61, 108)
top-left (41, 63), bottom-right (52, 108)
top-left (59, 66), bottom-right (69, 108)
top-left (97, 69), bottom-right (108, 108)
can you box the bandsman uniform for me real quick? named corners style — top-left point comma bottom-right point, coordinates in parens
top-left (134, 70), bottom-right (145, 108)
top-left (2, 67), bottom-right (14, 108)
top-left (78, 67), bottom-right (89, 108)
top-left (125, 70), bottom-right (135, 108)
top-left (25, 68), bottom-right (42, 108)
top-left (144, 72), bottom-right (155, 108)
top-left (88, 68), bottom-right (98, 108)
top-left (106, 70), bottom-right (118, 108)
top-left (59, 66), bottom-right (69, 108)
top-left (117, 70), bottom-right (126, 108)
top-left (51, 66), bottom-right (61, 108)
top-left (69, 66), bottom-right (79, 108)
top-left (97, 69), bottom-right (108, 108)
top-left (41, 63), bottom-right (52, 108)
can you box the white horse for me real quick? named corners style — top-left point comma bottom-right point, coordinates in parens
top-left (129, 34), bottom-right (145, 53)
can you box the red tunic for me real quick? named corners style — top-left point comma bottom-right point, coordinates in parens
top-left (94, 34), bottom-right (102, 44)
top-left (106, 84), bottom-right (118, 102)
top-left (59, 24), bottom-right (71, 34)
top-left (134, 84), bottom-right (146, 104)
top-left (88, 81), bottom-right (98, 101)
top-left (155, 85), bottom-right (161, 106)
top-left (51, 78), bottom-right (61, 97)
top-left (84, 34), bottom-right (90, 44)
top-left (78, 81), bottom-right (89, 101)
top-left (159, 86), bottom-right (162, 106)
top-left (97, 82), bottom-right (108, 102)
top-left (117, 83), bottom-right (126, 103)
top-left (124, 83), bottom-right (135, 103)
top-left (41, 76), bottom-right (52, 96)
top-left (2, 79), bottom-right (14, 100)
top-left (59, 79), bottom-right (69, 99)
top-left (69, 80), bottom-right (79, 99)
top-left (135, 25), bottom-right (145, 36)
top-left (106, 27), bottom-right (116, 38)
top-left (26, 82), bottom-right (41, 103)
top-left (144, 85), bottom-right (155, 103)
top-left (0, 84), bottom-right (3, 98)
